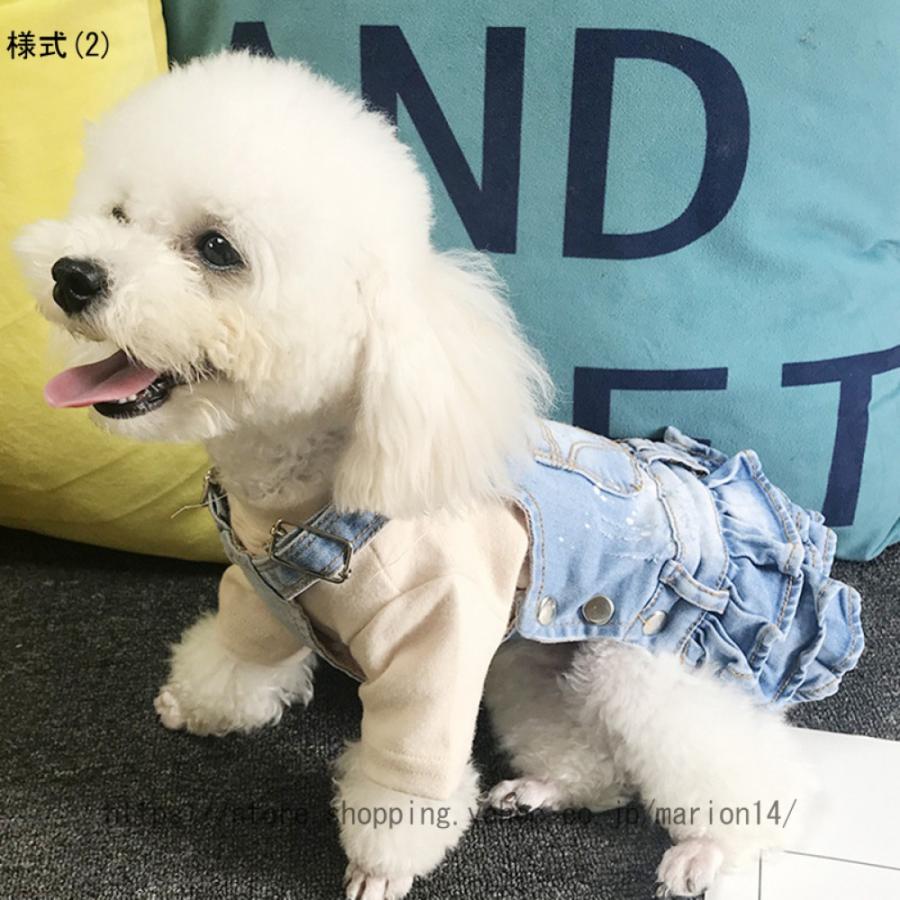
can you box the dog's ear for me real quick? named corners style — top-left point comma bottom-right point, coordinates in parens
top-left (332, 251), bottom-right (553, 518)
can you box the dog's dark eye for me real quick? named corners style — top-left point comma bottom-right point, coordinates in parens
top-left (196, 231), bottom-right (243, 270)
top-left (111, 206), bottom-right (128, 223)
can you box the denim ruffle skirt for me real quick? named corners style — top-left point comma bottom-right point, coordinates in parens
top-left (665, 428), bottom-right (865, 705)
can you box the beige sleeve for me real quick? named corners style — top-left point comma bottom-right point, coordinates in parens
top-left (350, 571), bottom-right (511, 801)
top-left (215, 564), bottom-right (310, 665)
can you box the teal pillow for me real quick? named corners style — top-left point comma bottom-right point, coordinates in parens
top-left (163, 1), bottom-right (900, 560)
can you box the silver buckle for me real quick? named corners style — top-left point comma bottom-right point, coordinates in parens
top-left (267, 519), bottom-right (353, 584)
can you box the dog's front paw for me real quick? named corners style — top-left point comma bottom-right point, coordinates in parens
top-left (656, 838), bottom-right (724, 898)
top-left (343, 864), bottom-right (413, 900)
top-left (334, 743), bottom-right (478, 896)
top-left (155, 613), bottom-right (316, 736)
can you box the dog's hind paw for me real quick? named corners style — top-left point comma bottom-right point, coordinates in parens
top-left (154, 686), bottom-right (186, 730)
top-left (656, 838), bottom-right (724, 898)
top-left (343, 865), bottom-right (413, 900)
top-left (484, 777), bottom-right (569, 815)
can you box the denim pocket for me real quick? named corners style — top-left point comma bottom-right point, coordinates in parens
top-left (534, 421), bottom-right (643, 495)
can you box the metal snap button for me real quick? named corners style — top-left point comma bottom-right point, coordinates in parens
top-left (642, 610), bottom-right (667, 635)
top-left (582, 594), bottom-right (615, 625)
top-left (536, 596), bottom-right (557, 625)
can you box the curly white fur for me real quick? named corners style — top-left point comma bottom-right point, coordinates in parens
top-left (16, 51), bottom-right (815, 900)
top-left (485, 639), bottom-right (817, 893)
top-left (334, 742), bottom-right (478, 899)
top-left (14, 51), bottom-right (552, 515)
top-left (155, 612), bottom-right (315, 736)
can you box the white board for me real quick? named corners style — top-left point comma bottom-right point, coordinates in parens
top-left (709, 728), bottom-right (900, 900)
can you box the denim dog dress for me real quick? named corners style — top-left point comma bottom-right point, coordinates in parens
top-left (508, 421), bottom-right (864, 706)
top-left (206, 420), bottom-right (864, 708)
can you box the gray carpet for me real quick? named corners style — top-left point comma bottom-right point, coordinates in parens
top-left (1, 526), bottom-right (897, 900)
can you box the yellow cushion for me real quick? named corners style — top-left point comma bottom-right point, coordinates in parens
top-left (0, 0), bottom-right (224, 561)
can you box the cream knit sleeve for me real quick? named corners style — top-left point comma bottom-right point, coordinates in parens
top-left (349, 571), bottom-right (511, 801)
top-left (215, 563), bottom-right (310, 665)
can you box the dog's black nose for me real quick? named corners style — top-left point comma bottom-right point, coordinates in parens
top-left (51, 257), bottom-right (108, 315)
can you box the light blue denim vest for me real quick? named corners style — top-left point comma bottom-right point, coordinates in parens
top-left (207, 420), bottom-right (864, 706)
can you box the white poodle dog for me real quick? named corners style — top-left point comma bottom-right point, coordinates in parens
top-left (17, 52), bottom-right (862, 900)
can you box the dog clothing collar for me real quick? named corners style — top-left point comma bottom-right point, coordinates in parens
top-left (203, 470), bottom-right (388, 598)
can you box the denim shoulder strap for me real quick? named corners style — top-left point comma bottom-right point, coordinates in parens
top-left (204, 472), bottom-right (388, 603)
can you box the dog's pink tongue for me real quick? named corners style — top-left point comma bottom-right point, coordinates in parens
top-left (44, 350), bottom-right (160, 408)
